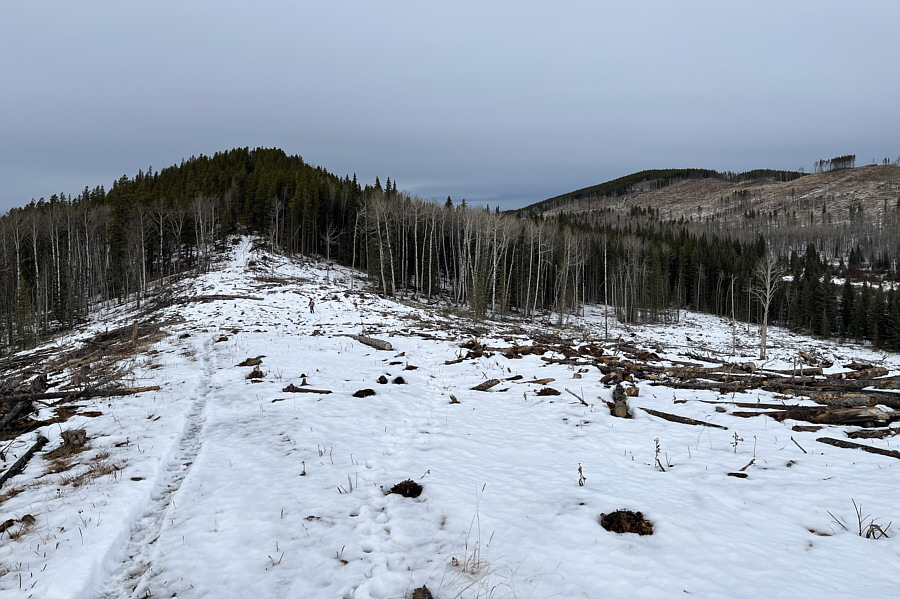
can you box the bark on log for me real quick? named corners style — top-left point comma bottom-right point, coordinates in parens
top-left (870, 375), bottom-right (900, 389)
top-left (348, 335), bottom-right (393, 351)
top-left (640, 407), bottom-right (728, 429)
top-left (816, 437), bottom-right (900, 460)
top-left (0, 435), bottom-right (48, 488)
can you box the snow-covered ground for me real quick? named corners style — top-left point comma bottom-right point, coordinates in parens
top-left (1, 236), bottom-right (898, 598)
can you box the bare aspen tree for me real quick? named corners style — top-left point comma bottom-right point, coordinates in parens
top-left (166, 205), bottom-right (186, 274)
top-left (751, 253), bottom-right (786, 360)
top-left (556, 229), bottom-right (578, 325)
top-left (603, 232), bottom-right (609, 341)
top-left (152, 198), bottom-right (168, 277)
top-left (269, 197), bottom-right (284, 251)
top-left (320, 224), bottom-right (340, 282)
top-left (191, 195), bottom-right (217, 272)
top-left (350, 208), bottom-right (363, 290)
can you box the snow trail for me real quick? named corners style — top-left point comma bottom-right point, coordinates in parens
top-left (95, 335), bottom-right (217, 599)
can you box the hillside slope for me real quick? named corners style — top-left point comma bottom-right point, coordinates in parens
top-left (1, 238), bottom-right (898, 598)
top-left (534, 165), bottom-right (900, 228)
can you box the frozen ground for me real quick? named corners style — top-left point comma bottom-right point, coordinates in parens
top-left (1, 236), bottom-right (898, 598)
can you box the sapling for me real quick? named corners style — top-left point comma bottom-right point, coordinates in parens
top-left (654, 438), bottom-right (666, 472)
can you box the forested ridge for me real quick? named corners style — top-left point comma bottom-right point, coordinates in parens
top-left (529, 167), bottom-right (807, 213)
top-left (1, 147), bottom-right (898, 353)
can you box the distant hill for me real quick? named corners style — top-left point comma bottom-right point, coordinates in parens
top-left (523, 164), bottom-right (900, 229)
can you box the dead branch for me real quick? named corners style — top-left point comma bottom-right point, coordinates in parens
top-left (640, 407), bottom-right (728, 429)
top-left (565, 388), bottom-right (588, 406)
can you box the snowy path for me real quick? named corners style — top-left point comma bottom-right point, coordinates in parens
top-left (96, 335), bottom-right (217, 598)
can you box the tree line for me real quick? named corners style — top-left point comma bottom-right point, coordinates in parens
top-left (815, 154), bottom-right (856, 172)
top-left (1, 147), bottom-right (898, 353)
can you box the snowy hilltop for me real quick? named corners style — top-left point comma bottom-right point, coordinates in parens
top-left (1, 236), bottom-right (898, 598)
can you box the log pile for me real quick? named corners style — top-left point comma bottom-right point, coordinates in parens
top-left (447, 335), bottom-right (899, 436)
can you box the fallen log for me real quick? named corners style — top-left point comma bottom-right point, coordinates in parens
top-left (609, 384), bottom-right (630, 418)
top-left (0, 435), bottom-right (49, 488)
top-left (828, 366), bottom-right (890, 380)
top-left (847, 428), bottom-right (899, 440)
top-left (774, 387), bottom-right (900, 409)
top-left (738, 406), bottom-right (896, 428)
top-left (282, 384), bottom-right (332, 394)
top-left (348, 335), bottom-right (393, 351)
top-left (816, 437), bottom-right (900, 460)
top-left (1, 386), bottom-right (161, 405)
top-left (811, 392), bottom-right (876, 408)
top-left (759, 367), bottom-right (824, 376)
top-left (640, 407), bottom-right (728, 429)
top-left (870, 375), bottom-right (900, 389)
top-left (175, 294), bottom-right (264, 304)
top-left (0, 401), bottom-right (33, 429)
top-left (805, 391), bottom-right (900, 410)
top-left (700, 400), bottom-right (793, 410)
top-left (471, 379), bottom-right (500, 392)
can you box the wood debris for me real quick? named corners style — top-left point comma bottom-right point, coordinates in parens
top-left (471, 379), bottom-right (500, 392)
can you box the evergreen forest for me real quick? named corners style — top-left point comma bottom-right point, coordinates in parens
top-left (1, 147), bottom-right (899, 354)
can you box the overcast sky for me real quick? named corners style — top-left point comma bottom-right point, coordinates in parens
top-left (1, 1), bottom-right (898, 214)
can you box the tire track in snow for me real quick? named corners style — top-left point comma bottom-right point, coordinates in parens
top-left (95, 335), bottom-right (217, 599)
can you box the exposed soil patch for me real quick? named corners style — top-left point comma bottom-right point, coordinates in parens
top-left (389, 479), bottom-right (423, 498)
top-left (600, 510), bottom-right (653, 535)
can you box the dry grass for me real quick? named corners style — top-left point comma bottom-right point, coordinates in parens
top-left (56, 451), bottom-right (122, 487)
top-left (43, 440), bottom-right (90, 463)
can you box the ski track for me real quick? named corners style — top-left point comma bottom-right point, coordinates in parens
top-left (96, 335), bottom-right (217, 599)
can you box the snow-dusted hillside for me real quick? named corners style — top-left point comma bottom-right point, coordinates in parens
top-left (1, 237), bottom-right (898, 599)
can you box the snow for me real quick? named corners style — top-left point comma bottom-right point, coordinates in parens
top-left (1, 236), bottom-right (898, 598)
